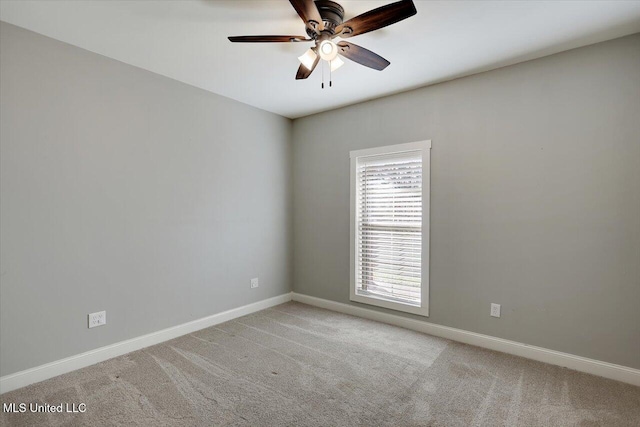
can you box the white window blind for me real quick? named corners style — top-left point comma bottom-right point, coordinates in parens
top-left (355, 150), bottom-right (422, 307)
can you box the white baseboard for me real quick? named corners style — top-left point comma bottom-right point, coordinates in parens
top-left (0, 292), bottom-right (293, 394)
top-left (4, 291), bottom-right (637, 394)
top-left (291, 292), bottom-right (640, 387)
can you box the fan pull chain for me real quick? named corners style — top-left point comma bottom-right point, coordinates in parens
top-left (321, 60), bottom-right (325, 89)
top-left (330, 64), bottom-right (332, 88)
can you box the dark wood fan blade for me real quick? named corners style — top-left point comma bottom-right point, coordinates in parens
top-left (228, 35), bottom-right (310, 43)
top-left (289, 0), bottom-right (324, 31)
top-left (337, 41), bottom-right (390, 70)
top-left (296, 55), bottom-right (320, 80)
top-left (335, 0), bottom-right (416, 38)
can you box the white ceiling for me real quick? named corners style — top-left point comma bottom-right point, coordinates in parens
top-left (1, 1), bottom-right (640, 118)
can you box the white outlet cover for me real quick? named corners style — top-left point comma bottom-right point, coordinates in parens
top-left (250, 278), bottom-right (259, 289)
top-left (490, 303), bottom-right (501, 318)
top-left (88, 310), bottom-right (106, 328)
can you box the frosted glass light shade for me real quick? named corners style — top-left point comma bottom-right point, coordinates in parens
top-left (298, 49), bottom-right (317, 70)
top-left (318, 40), bottom-right (338, 61)
top-left (330, 56), bottom-right (344, 72)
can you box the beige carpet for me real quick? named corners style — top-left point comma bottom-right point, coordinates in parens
top-left (1, 302), bottom-right (639, 426)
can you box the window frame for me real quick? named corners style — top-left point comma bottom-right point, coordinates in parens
top-left (349, 140), bottom-right (431, 317)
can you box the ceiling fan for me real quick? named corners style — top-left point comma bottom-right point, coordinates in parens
top-left (228, 0), bottom-right (417, 83)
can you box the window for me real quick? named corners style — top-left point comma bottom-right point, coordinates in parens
top-left (350, 141), bottom-right (431, 316)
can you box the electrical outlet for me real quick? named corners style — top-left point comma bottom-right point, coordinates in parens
top-left (490, 303), bottom-right (501, 318)
top-left (88, 311), bottom-right (106, 328)
top-left (250, 278), bottom-right (259, 289)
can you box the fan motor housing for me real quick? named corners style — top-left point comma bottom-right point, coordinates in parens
top-left (307, 0), bottom-right (344, 36)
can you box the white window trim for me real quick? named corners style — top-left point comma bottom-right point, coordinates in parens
top-left (349, 140), bottom-right (431, 317)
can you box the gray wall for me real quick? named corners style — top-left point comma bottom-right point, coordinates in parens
top-left (293, 34), bottom-right (640, 369)
top-left (0, 22), bottom-right (292, 377)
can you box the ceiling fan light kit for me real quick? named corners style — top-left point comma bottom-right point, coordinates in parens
top-left (330, 56), bottom-right (344, 72)
top-left (298, 48), bottom-right (318, 70)
top-left (228, 0), bottom-right (417, 87)
top-left (318, 39), bottom-right (339, 61)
